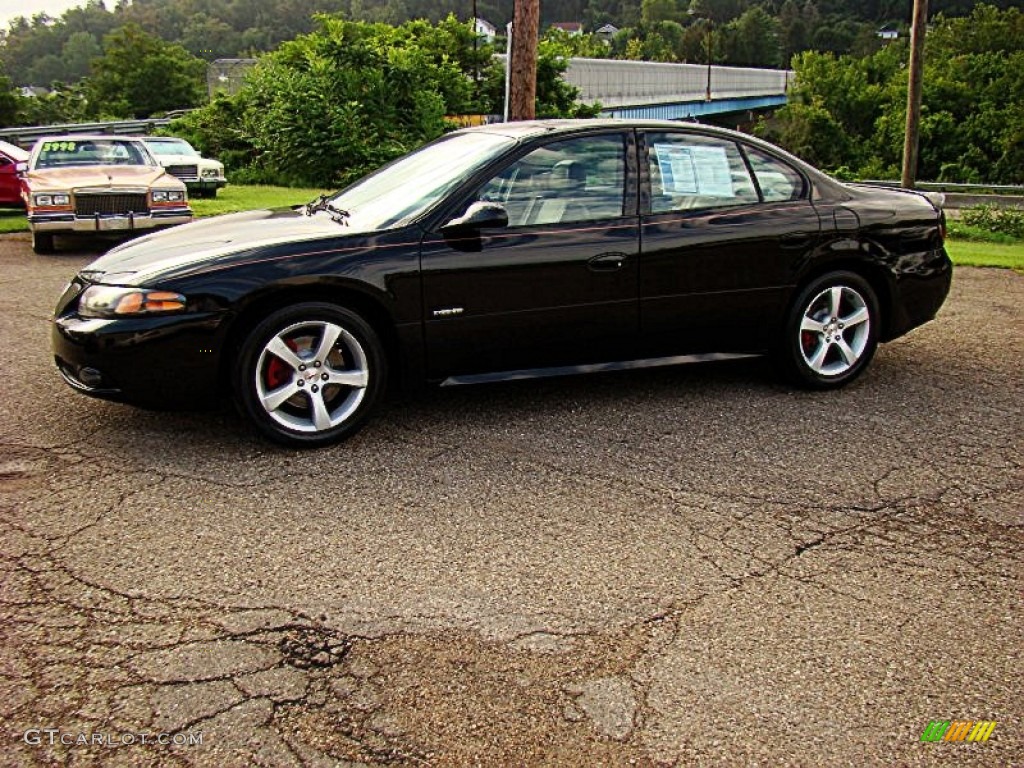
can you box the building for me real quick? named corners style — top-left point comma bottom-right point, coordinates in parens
top-left (550, 22), bottom-right (583, 36)
top-left (877, 24), bottom-right (899, 41)
top-left (594, 23), bottom-right (619, 43)
top-left (207, 58), bottom-right (257, 97)
top-left (473, 17), bottom-right (497, 42)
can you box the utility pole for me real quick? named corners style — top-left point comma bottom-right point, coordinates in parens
top-left (508, 0), bottom-right (539, 121)
top-left (901, 0), bottom-right (929, 188)
top-left (687, 6), bottom-right (713, 102)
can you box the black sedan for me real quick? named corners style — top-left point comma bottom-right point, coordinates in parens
top-left (53, 120), bottom-right (951, 446)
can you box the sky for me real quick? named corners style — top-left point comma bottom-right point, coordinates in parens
top-left (0, 0), bottom-right (87, 30)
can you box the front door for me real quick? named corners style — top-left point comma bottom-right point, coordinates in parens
top-left (420, 131), bottom-right (640, 378)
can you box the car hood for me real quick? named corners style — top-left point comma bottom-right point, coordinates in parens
top-left (155, 154), bottom-right (220, 168)
top-left (26, 165), bottom-right (180, 192)
top-left (82, 207), bottom-right (353, 286)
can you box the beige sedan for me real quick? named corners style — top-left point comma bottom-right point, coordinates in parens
top-left (23, 135), bottom-right (193, 254)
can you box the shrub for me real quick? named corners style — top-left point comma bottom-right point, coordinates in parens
top-left (961, 204), bottom-right (1024, 239)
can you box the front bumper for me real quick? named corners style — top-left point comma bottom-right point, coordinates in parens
top-left (183, 177), bottom-right (227, 193)
top-left (29, 208), bottom-right (193, 235)
top-left (53, 308), bottom-right (228, 408)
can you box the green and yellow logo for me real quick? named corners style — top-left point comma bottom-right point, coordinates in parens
top-left (921, 720), bottom-right (997, 742)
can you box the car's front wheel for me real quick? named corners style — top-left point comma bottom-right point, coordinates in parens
top-left (234, 303), bottom-right (386, 447)
top-left (779, 271), bottom-right (880, 388)
top-left (31, 231), bottom-right (56, 255)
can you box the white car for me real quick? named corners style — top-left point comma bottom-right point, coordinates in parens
top-left (142, 137), bottom-right (227, 198)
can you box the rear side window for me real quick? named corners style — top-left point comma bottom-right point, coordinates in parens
top-left (744, 146), bottom-right (806, 202)
top-left (646, 132), bottom-right (758, 214)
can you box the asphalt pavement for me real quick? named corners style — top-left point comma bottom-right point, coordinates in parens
top-left (0, 232), bottom-right (1020, 767)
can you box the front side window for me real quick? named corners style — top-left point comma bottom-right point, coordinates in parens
top-left (476, 134), bottom-right (626, 227)
top-left (646, 133), bottom-right (759, 214)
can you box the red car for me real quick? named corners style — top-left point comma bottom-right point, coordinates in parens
top-left (0, 140), bottom-right (29, 206)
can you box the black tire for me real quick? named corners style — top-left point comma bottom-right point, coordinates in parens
top-left (32, 231), bottom-right (56, 255)
top-left (778, 271), bottom-right (880, 389)
top-left (234, 302), bottom-right (386, 447)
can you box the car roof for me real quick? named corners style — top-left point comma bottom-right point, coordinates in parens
top-left (0, 140), bottom-right (29, 161)
top-left (463, 118), bottom-right (745, 138)
top-left (33, 134), bottom-right (148, 145)
top-left (462, 118), bottom-right (847, 198)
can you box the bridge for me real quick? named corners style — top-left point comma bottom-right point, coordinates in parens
top-left (562, 57), bottom-right (791, 121)
top-left (0, 58), bottom-right (792, 148)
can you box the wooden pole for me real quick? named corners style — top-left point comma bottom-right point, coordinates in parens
top-left (508, 0), bottom-right (539, 121)
top-left (901, 0), bottom-right (929, 188)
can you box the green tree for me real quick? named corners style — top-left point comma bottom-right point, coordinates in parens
top-left (760, 5), bottom-right (1024, 183)
top-left (641, 0), bottom-right (681, 25)
top-left (61, 31), bottom-right (101, 81)
top-left (0, 71), bottom-right (21, 126)
top-left (778, 0), bottom-right (807, 64)
top-left (27, 53), bottom-right (67, 85)
top-left (721, 6), bottom-right (781, 66)
top-left (88, 23), bottom-right (207, 117)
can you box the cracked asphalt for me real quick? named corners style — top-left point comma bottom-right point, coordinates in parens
top-left (0, 231), bottom-right (1020, 767)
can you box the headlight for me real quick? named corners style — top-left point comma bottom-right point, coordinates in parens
top-left (79, 285), bottom-right (187, 318)
top-left (152, 189), bottom-right (186, 203)
top-left (33, 193), bottom-right (71, 207)
top-left (201, 167), bottom-right (221, 178)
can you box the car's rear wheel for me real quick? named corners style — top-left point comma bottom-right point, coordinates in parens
top-left (32, 231), bottom-right (56, 255)
top-left (234, 303), bottom-right (386, 447)
top-left (780, 271), bottom-right (879, 388)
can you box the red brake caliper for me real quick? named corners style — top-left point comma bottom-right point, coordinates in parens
top-left (265, 339), bottom-right (299, 389)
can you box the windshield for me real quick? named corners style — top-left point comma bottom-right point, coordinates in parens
top-left (326, 132), bottom-right (517, 230)
top-left (34, 138), bottom-right (155, 169)
top-left (146, 139), bottom-right (198, 157)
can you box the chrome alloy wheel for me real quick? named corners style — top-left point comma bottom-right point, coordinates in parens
top-left (254, 320), bottom-right (369, 433)
top-left (798, 285), bottom-right (871, 377)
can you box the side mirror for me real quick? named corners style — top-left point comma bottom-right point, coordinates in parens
top-left (14, 161), bottom-right (27, 175)
top-left (443, 201), bottom-right (508, 231)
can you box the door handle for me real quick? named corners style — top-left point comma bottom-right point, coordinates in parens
top-left (780, 233), bottom-right (814, 250)
top-left (588, 252), bottom-right (628, 272)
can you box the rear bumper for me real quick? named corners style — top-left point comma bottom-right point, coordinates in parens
top-left (883, 246), bottom-right (953, 341)
top-left (29, 208), bottom-right (193, 234)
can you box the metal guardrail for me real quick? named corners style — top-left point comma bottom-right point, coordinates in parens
top-left (0, 118), bottom-right (175, 148)
top-left (858, 180), bottom-right (1024, 195)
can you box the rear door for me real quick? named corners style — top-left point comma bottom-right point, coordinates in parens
top-left (420, 130), bottom-right (640, 378)
top-left (638, 130), bottom-right (823, 356)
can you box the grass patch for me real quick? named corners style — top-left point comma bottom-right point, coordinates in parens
top-left (0, 209), bottom-right (27, 233)
top-left (946, 238), bottom-right (1024, 271)
top-left (0, 184), bottom-right (330, 234)
top-left (189, 184), bottom-right (329, 217)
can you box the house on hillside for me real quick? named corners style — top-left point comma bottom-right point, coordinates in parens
top-left (877, 24), bottom-right (899, 41)
top-left (473, 17), bottom-right (497, 42)
top-left (594, 23), bottom-right (619, 43)
top-left (207, 58), bottom-right (257, 97)
top-left (550, 22), bottom-right (583, 36)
